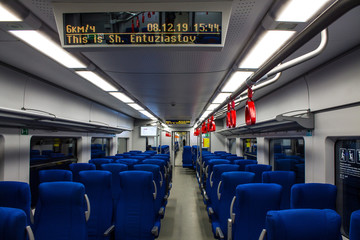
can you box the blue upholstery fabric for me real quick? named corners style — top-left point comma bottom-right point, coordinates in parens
top-left (89, 158), bottom-right (112, 169)
top-left (39, 169), bottom-right (73, 183)
top-left (265, 209), bottom-right (342, 240)
top-left (350, 210), bottom-right (360, 240)
top-left (115, 158), bottom-right (139, 170)
top-left (142, 160), bottom-right (168, 205)
top-left (0, 207), bottom-right (29, 240)
top-left (209, 164), bottom-right (240, 215)
top-left (182, 146), bottom-right (192, 167)
top-left (262, 171), bottom-right (296, 209)
top-left (100, 163), bottom-right (128, 201)
top-left (34, 182), bottom-right (88, 240)
top-left (245, 164), bottom-right (272, 183)
top-left (79, 171), bottom-right (113, 240)
top-left (0, 181), bottom-right (32, 225)
top-left (214, 172), bottom-right (255, 238)
top-left (116, 171), bottom-right (157, 240)
top-left (234, 159), bottom-right (258, 171)
top-left (291, 183), bottom-right (337, 210)
top-left (129, 150), bottom-right (142, 154)
top-left (133, 164), bottom-right (163, 217)
top-left (69, 163), bottom-right (96, 182)
top-left (233, 183), bottom-right (282, 240)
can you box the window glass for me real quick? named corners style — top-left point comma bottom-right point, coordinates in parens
top-left (117, 138), bottom-right (128, 154)
top-left (91, 137), bottom-right (110, 158)
top-left (30, 137), bottom-right (78, 207)
top-left (270, 138), bottom-right (305, 183)
top-left (335, 139), bottom-right (360, 238)
top-left (243, 138), bottom-right (257, 160)
top-left (228, 138), bottom-right (236, 154)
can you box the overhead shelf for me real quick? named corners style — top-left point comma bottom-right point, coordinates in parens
top-left (0, 107), bottom-right (130, 134)
top-left (216, 113), bottom-right (314, 136)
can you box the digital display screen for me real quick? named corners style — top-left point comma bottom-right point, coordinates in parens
top-left (63, 11), bottom-right (222, 46)
top-left (140, 126), bottom-right (157, 137)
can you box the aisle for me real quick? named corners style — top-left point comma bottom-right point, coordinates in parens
top-left (158, 150), bottom-right (214, 240)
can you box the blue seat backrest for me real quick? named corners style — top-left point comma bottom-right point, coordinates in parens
top-left (183, 146), bottom-right (192, 165)
top-left (104, 156), bottom-right (123, 161)
top-left (116, 171), bottom-right (155, 240)
top-left (291, 183), bottom-right (337, 210)
top-left (129, 150), bottom-right (142, 154)
top-left (0, 181), bottom-right (31, 226)
top-left (265, 209), bottom-right (341, 240)
top-left (89, 158), bottom-right (112, 169)
top-left (115, 158), bottom-right (139, 170)
top-left (210, 165), bottom-right (240, 218)
top-left (234, 159), bottom-right (258, 171)
top-left (218, 172), bottom-right (255, 237)
top-left (143, 159), bottom-right (166, 173)
top-left (69, 163), bottom-right (96, 182)
top-left (245, 164), bottom-right (272, 183)
top-left (350, 210), bottom-right (360, 240)
top-left (133, 164), bottom-right (163, 214)
top-left (262, 171), bottom-right (296, 209)
top-left (39, 169), bottom-right (73, 183)
top-left (0, 207), bottom-right (29, 240)
top-left (101, 163), bottom-right (128, 201)
top-left (79, 170), bottom-right (113, 240)
top-left (34, 182), bottom-right (87, 240)
top-left (233, 183), bottom-right (282, 240)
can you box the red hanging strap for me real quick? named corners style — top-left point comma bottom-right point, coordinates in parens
top-left (245, 87), bottom-right (256, 125)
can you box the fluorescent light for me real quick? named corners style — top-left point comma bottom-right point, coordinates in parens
top-left (239, 30), bottom-right (295, 69)
top-left (140, 110), bottom-right (156, 120)
top-left (276, 0), bottom-right (330, 22)
top-left (201, 111), bottom-right (212, 119)
top-left (222, 71), bottom-right (253, 92)
top-left (212, 93), bottom-right (231, 104)
top-left (110, 92), bottom-right (134, 103)
top-left (206, 103), bottom-right (220, 111)
top-left (9, 30), bottom-right (86, 68)
top-left (0, 3), bottom-right (21, 22)
top-left (128, 103), bottom-right (144, 111)
top-left (76, 71), bottom-right (117, 91)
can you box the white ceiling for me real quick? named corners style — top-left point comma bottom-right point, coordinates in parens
top-left (0, 0), bottom-right (359, 126)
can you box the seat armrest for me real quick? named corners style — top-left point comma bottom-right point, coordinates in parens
top-left (26, 226), bottom-right (35, 240)
top-left (158, 207), bottom-right (165, 216)
top-left (216, 227), bottom-right (225, 239)
top-left (258, 229), bottom-right (266, 240)
top-left (151, 226), bottom-right (159, 237)
top-left (104, 225), bottom-right (115, 236)
top-left (227, 218), bottom-right (233, 240)
top-left (208, 207), bottom-right (214, 215)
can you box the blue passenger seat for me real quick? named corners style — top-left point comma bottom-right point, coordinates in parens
top-left (262, 171), bottom-right (296, 209)
top-left (245, 164), bottom-right (272, 183)
top-left (0, 181), bottom-right (32, 226)
top-left (0, 207), bottom-right (35, 240)
top-left (69, 163), bottom-right (96, 182)
top-left (38, 169), bottom-right (73, 183)
top-left (350, 210), bottom-right (360, 240)
top-left (259, 209), bottom-right (342, 240)
top-left (89, 158), bottom-right (112, 169)
top-left (229, 183), bottom-right (282, 240)
top-left (211, 171), bottom-right (255, 239)
top-left (290, 183), bottom-right (337, 210)
top-left (182, 146), bottom-right (193, 168)
top-left (115, 171), bottom-right (160, 240)
top-left (33, 182), bottom-right (89, 240)
top-left (79, 170), bottom-right (114, 240)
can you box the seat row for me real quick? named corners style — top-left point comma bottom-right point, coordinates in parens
top-left (0, 167), bottom-right (166, 240)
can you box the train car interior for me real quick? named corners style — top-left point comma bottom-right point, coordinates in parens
top-left (0, 0), bottom-right (360, 239)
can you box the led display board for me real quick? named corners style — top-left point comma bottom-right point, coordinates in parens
top-left (140, 126), bottom-right (157, 137)
top-left (63, 11), bottom-right (221, 46)
top-left (165, 120), bottom-right (191, 125)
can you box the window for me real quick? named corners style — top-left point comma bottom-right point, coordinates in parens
top-left (228, 138), bottom-right (236, 154)
top-left (335, 139), bottom-right (360, 237)
top-left (29, 137), bottom-right (78, 207)
top-left (269, 138), bottom-right (305, 183)
top-left (243, 138), bottom-right (257, 160)
top-left (117, 138), bottom-right (128, 154)
top-left (91, 137), bottom-right (110, 158)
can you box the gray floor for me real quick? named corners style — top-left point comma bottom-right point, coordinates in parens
top-left (158, 149), bottom-right (214, 240)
